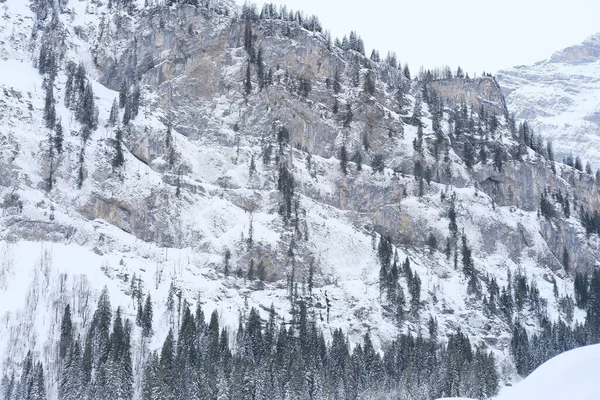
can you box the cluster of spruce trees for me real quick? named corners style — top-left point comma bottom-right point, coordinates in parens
top-left (539, 188), bottom-right (571, 220)
top-left (511, 270), bottom-right (600, 376)
top-left (242, 20), bottom-right (275, 96)
top-left (37, 23), bottom-right (101, 189)
top-left (140, 298), bottom-right (498, 400)
top-left (242, 2), bottom-right (323, 34)
top-left (1, 352), bottom-right (47, 400)
top-left (517, 118), bottom-right (600, 182)
top-left (38, 40), bottom-right (64, 191)
top-left (1, 282), bottom-right (500, 400)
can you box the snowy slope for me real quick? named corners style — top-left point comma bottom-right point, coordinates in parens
top-left (495, 344), bottom-right (600, 400)
top-left (1, 1), bottom-right (600, 397)
top-left (497, 33), bottom-right (600, 168)
top-left (436, 345), bottom-right (600, 400)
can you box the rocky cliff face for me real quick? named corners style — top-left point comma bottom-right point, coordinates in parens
top-left (427, 77), bottom-right (506, 116)
top-left (1, 0), bottom-right (599, 387)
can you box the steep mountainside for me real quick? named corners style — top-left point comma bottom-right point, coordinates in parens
top-left (1, 1), bottom-right (600, 399)
top-left (497, 33), bottom-right (600, 168)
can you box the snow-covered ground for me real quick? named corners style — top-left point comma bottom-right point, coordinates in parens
top-left (438, 344), bottom-right (600, 400)
top-left (496, 344), bottom-right (600, 400)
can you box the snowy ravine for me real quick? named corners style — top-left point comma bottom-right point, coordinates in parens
top-left (1, 0), bottom-right (600, 399)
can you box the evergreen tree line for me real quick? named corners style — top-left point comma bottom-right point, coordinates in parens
top-left (141, 299), bottom-right (499, 400)
top-left (1, 284), bottom-right (500, 400)
top-left (108, 0), bottom-right (231, 16)
top-left (118, 81), bottom-right (141, 126)
top-left (417, 65), bottom-right (479, 82)
top-left (108, 0), bottom-right (136, 14)
top-left (107, 81), bottom-right (143, 169)
top-left (539, 188), bottom-right (570, 220)
top-left (39, 47), bottom-right (100, 189)
top-left (1, 351), bottom-right (47, 400)
top-left (242, 22), bottom-right (274, 95)
top-left (562, 153), bottom-right (595, 176)
top-left (334, 31), bottom-right (365, 55)
top-left (580, 206), bottom-right (600, 236)
top-left (517, 120), bottom-right (599, 179)
top-left (241, 2), bottom-right (323, 33)
top-left (31, 0), bottom-right (64, 23)
top-left (418, 86), bottom-right (507, 177)
top-left (437, 192), bottom-right (594, 384)
top-left (39, 39), bottom-right (63, 191)
top-left (64, 61), bottom-right (99, 136)
top-left (377, 236), bottom-right (422, 323)
top-left (511, 269), bottom-right (600, 377)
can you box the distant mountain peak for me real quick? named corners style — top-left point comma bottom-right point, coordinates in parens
top-left (549, 32), bottom-right (600, 64)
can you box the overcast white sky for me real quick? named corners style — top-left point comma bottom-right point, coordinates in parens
top-left (237, 0), bottom-right (600, 74)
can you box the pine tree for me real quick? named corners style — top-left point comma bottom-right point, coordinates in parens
top-left (333, 68), bottom-right (341, 94)
top-left (78, 82), bottom-right (98, 131)
top-left (257, 260), bottom-right (266, 282)
top-left (493, 146), bottom-right (504, 172)
top-left (142, 294), bottom-right (154, 337)
top-left (31, 362), bottom-right (46, 400)
top-left (44, 80), bottom-right (56, 129)
top-left (54, 120), bottom-right (64, 154)
top-left (142, 353), bottom-right (160, 400)
top-left (159, 329), bottom-right (175, 399)
top-left (343, 103), bottom-right (353, 127)
top-left (2, 373), bottom-right (15, 400)
top-left (363, 71), bottom-right (375, 95)
top-left (244, 62), bottom-right (252, 96)
top-left (108, 99), bottom-right (119, 126)
top-left (59, 305), bottom-right (73, 360)
top-left (82, 336), bottom-right (92, 386)
top-left (340, 145), bottom-right (348, 175)
top-left (92, 286), bottom-right (112, 365)
top-left (130, 85), bottom-right (141, 120)
top-left (562, 248), bottom-right (570, 271)
top-left (448, 195), bottom-right (458, 237)
top-left (463, 140), bottom-right (475, 168)
top-left (575, 156), bottom-right (583, 171)
top-left (64, 62), bottom-right (76, 109)
top-left (119, 81), bottom-right (128, 108)
top-left (244, 20), bottom-right (254, 57)
top-left (119, 320), bottom-right (134, 400)
top-left (546, 141), bottom-right (554, 162)
top-left (248, 259), bottom-right (255, 280)
top-left (249, 155), bottom-right (256, 177)
top-left (403, 64), bottom-right (411, 80)
top-left (257, 47), bottom-right (265, 90)
top-left (113, 128), bottom-right (125, 168)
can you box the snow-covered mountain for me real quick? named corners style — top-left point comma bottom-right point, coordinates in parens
top-left (497, 33), bottom-right (600, 169)
top-left (1, 0), bottom-right (600, 399)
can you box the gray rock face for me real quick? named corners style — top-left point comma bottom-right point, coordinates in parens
top-left (82, 6), bottom-right (600, 279)
top-left (428, 78), bottom-right (506, 116)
